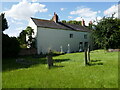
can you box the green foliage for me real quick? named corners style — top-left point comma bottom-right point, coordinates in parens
top-left (61, 20), bottom-right (67, 23)
top-left (2, 34), bottom-right (20, 58)
top-left (18, 26), bottom-right (35, 48)
top-left (61, 20), bottom-right (82, 25)
top-left (92, 16), bottom-right (120, 49)
top-left (67, 20), bottom-right (82, 25)
top-left (2, 13), bottom-right (20, 58)
top-left (25, 26), bottom-right (35, 48)
top-left (0, 13), bottom-right (8, 31)
top-left (18, 30), bottom-right (27, 45)
top-left (2, 50), bottom-right (118, 88)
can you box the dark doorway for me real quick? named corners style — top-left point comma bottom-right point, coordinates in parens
top-left (84, 42), bottom-right (88, 49)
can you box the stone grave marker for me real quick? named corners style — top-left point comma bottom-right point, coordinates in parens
top-left (47, 50), bottom-right (53, 69)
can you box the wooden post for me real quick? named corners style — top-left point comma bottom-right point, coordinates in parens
top-left (84, 49), bottom-right (88, 65)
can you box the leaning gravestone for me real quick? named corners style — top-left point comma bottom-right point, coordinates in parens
top-left (84, 45), bottom-right (91, 66)
top-left (47, 50), bottom-right (53, 69)
top-left (87, 45), bottom-right (90, 63)
top-left (84, 49), bottom-right (88, 65)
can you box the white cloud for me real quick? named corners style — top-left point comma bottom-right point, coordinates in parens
top-left (104, 4), bottom-right (119, 18)
top-left (32, 0), bottom-right (38, 2)
top-left (60, 8), bottom-right (66, 11)
top-left (70, 7), bottom-right (97, 18)
top-left (68, 16), bottom-right (73, 19)
top-left (5, 0), bottom-right (48, 20)
top-left (4, 27), bottom-right (24, 37)
top-left (98, 10), bottom-right (101, 13)
top-left (49, 14), bottom-right (52, 17)
top-left (97, 16), bottom-right (102, 20)
top-left (11, 19), bottom-right (23, 25)
top-left (70, 6), bottom-right (100, 26)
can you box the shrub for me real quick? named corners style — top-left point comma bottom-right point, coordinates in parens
top-left (2, 34), bottom-right (20, 58)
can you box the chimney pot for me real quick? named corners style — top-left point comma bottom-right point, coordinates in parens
top-left (89, 21), bottom-right (92, 24)
top-left (81, 19), bottom-right (85, 26)
top-left (52, 12), bottom-right (58, 23)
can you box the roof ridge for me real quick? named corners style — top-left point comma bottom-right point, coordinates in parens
top-left (31, 17), bottom-right (53, 22)
top-left (31, 17), bottom-right (90, 32)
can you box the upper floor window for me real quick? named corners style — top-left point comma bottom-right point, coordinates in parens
top-left (70, 34), bottom-right (73, 38)
top-left (84, 34), bottom-right (87, 39)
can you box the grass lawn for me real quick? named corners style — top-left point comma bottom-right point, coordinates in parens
top-left (2, 50), bottom-right (118, 88)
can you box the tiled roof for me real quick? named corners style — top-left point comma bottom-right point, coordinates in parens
top-left (31, 17), bottom-right (91, 32)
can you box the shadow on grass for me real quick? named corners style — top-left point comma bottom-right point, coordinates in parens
top-left (48, 65), bottom-right (64, 69)
top-left (32, 53), bottom-right (65, 58)
top-left (2, 57), bottom-right (69, 72)
top-left (54, 59), bottom-right (70, 62)
top-left (88, 60), bottom-right (103, 66)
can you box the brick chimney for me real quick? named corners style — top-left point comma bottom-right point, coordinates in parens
top-left (81, 19), bottom-right (85, 26)
top-left (52, 12), bottom-right (59, 23)
top-left (89, 21), bottom-right (92, 25)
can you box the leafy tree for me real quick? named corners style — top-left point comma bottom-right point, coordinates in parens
top-left (2, 34), bottom-right (20, 58)
top-left (0, 13), bottom-right (8, 31)
top-left (25, 26), bottom-right (34, 48)
top-left (18, 30), bottom-right (27, 48)
top-left (61, 20), bottom-right (82, 25)
top-left (92, 15), bottom-right (120, 49)
top-left (1, 13), bottom-right (20, 58)
top-left (67, 20), bottom-right (81, 25)
top-left (18, 26), bottom-right (35, 48)
top-left (61, 20), bottom-right (66, 23)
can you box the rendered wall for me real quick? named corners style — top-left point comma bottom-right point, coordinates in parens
top-left (36, 27), bottom-right (92, 54)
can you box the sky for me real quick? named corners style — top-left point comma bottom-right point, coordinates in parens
top-left (1, 0), bottom-right (119, 37)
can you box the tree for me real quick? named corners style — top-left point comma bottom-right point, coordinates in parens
top-left (25, 26), bottom-right (34, 48)
top-left (92, 15), bottom-right (120, 49)
top-left (1, 13), bottom-right (20, 58)
top-left (0, 13), bottom-right (8, 31)
top-left (67, 20), bottom-right (81, 25)
top-left (61, 20), bottom-right (82, 25)
top-left (2, 34), bottom-right (20, 58)
top-left (18, 26), bottom-right (35, 48)
top-left (61, 20), bottom-right (66, 23)
top-left (18, 30), bottom-right (27, 48)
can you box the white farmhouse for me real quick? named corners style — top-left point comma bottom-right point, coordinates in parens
top-left (29, 13), bottom-right (92, 54)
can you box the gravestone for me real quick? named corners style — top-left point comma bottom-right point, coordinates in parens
top-left (87, 45), bottom-right (90, 63)
top-left (84, 49), bottom-right (88, 65)
top-left (67, 44), bottom-right (70, 53)
top-left (47, 50), bottom-right (53, 69)
top-left (60, 46), bottom-right (63, 53)
top-left (84, 45), bottom-right (91, 66)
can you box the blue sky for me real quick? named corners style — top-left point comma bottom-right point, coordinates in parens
top-left (1, 0), bottom-right (119, 37)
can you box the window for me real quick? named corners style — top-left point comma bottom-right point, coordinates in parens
top-left (84, 34), bottom-right (87, 39)
top-left (70, 34), bottom-right (73, 38)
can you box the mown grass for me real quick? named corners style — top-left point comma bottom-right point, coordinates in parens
top-left (2, 50), bottom-right (118, 88)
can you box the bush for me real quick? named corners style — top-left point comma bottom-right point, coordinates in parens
top-left (2, 34), bottom-right (20, 58)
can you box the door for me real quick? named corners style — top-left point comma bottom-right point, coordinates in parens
top-left (84, 42), bottom-right (88, 50)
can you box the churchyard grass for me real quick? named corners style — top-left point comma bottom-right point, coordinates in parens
top-left (2, 50), bottom-right (118, 88)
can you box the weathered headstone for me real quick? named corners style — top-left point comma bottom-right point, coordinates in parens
top-left (60, 46), bottom-right (63, 53)
top-left (84, 49), bottom-right (88, 65)
top-left (67, 44), bottom-right (70, 53)
top-left (84, 45), bottom-right (91, 66)
top-left (87, 45), bottom-right (90, 63)
top-left (47, 50), bottom-right (53, 69)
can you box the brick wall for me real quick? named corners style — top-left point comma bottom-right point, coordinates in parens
top-left (18, 48), bottom-right (37, 56)
top-left (108, 49), bottom-right (120, 52)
